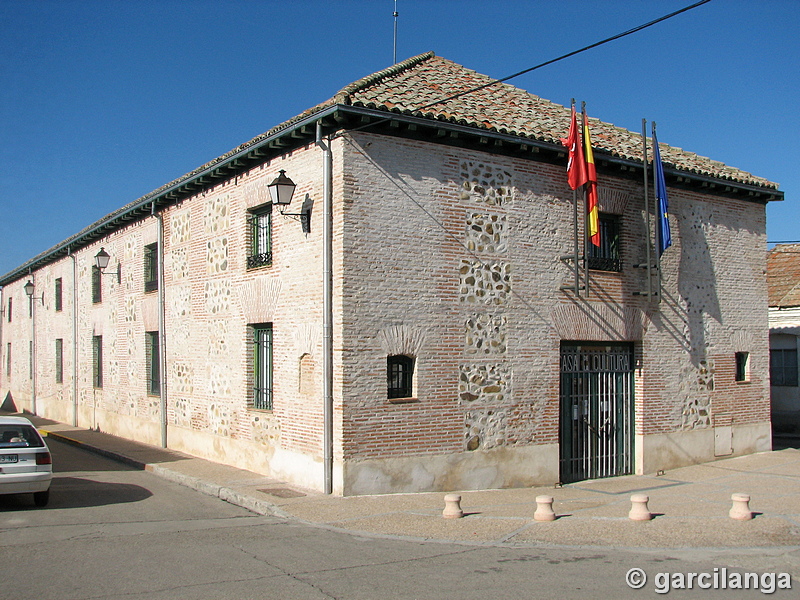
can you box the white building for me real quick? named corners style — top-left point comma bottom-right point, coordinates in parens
top-left (768, 244), bottom-right (800, 434)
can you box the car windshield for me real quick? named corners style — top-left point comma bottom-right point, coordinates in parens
top-left (0, 424), bottom-right (45, 448)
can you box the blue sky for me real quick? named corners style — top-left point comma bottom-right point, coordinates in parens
top-left (1, 0), bottom-right (798, 278)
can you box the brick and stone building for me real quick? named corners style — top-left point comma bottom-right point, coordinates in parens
top-left (0, 53), bottom-right (781, 494)
top-left (767, 245), bottom-right (800, 433)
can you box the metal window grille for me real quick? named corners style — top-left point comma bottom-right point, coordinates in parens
top-left (92, 335), bottom-right (103, 388)
top-left (770, 348), bottom-right (799, 387)
top-left (247, 209), bottom-right (272, 269)
top-left (92, 266), bottom-right (102, 303)
top-left (252, 325), bottom-right (273, 410)
top-left (55, 338), bottom-right (63, 384)
top-left (146, 331), bottom-right (160, 395)
top-left (560, 344), bottom-right (634, 483)
top-left (55, 278), bottom-right (63, 312)
top-left (144, 243), bottom-right (158, 292)
top-left (387, 355), bottom-right (414, 399)
top-left (7, 298), bottom-right (11, 322)
top-left (588, 214), bottom-right (621, 272)
top-left (5, 343), bottom-right (10, 377)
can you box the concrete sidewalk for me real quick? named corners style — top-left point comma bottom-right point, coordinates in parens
top-left (17, 412), bottom-right (800, 549)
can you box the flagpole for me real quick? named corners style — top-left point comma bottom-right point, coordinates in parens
top-left (572, 99), bottom-right (580, 297)
top-left (582, 101), bottom-right (590, 298)
top-left (652, 121), bottom-right (662, 303)
top-left (642, 118), bottom-right (652, 300)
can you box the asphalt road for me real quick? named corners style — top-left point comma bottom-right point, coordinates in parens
top-left (1, 439), bottom-right (797, 599)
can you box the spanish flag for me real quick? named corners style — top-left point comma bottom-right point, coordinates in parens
top-left (583, 111), bottom-right (600, 247)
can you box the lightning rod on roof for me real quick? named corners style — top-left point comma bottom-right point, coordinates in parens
top-left (393, 0), bottom-right (398, 64)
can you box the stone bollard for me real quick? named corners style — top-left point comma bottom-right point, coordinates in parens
top-left (443, 494), bottom-right (464, 519)
top-left (534, 495), bottom-right (556, 522)
top-left (629, 494), bottom-right (652, 521)
top-left (729, 493), bottom-right (753, 521)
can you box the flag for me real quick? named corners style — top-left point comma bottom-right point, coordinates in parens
top-left (652, 126), bottom-right (672, 255)
top-left (583, 111), bottom-right (600, 247)
top-left (560, 104), bottom-right (587, 190)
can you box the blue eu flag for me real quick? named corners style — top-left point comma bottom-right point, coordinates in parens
top-left (652, 125), bottom-right (672, 256)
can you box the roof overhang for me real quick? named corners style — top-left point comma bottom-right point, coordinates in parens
top-left (0, 103), bottom-right (783, 286)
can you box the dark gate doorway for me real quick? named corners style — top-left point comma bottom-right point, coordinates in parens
top-left (559, 342), bottom-right (634, 484)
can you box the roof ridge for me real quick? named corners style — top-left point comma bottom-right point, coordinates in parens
top-left (334, 51), bottom-right (436, 105)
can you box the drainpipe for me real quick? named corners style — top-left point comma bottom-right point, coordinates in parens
top-left (30, 271), bottom-right (37, 415)
top-left (70, 248), bottom-right (78, 426)
top-left (316, 121), bottom-right (334, 494)
top-left (153, 202), bottom-right (167, 448)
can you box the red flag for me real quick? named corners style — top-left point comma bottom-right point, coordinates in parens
top-left (560, 105), bottom-right (587, 190)
top-left (583, 111), bottom-right (600, 247)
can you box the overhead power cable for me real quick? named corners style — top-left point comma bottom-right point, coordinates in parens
top-left (334, 0), bottom-right (713, 141)
top-left (417, 0), bottom-right (712, 111)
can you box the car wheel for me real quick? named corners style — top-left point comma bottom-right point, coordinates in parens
top-left (33, 490), bottom-right (50, 507)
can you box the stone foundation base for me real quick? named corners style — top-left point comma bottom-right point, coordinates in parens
top-left (341, 443), bottom-right (560, 496)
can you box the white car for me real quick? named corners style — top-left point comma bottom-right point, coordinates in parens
top-left (0, 416), bottom-right (53, 507)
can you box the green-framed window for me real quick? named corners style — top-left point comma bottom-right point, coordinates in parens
top-left (55, 338), bottom-right (63, 384)
top-left (146, 331), bottom-right (160, 395)
top-left (247, 206), bottom-right (272, 269)
top-left (92, 335), bottom-right (103, 388)
top-left (92, 266), bottom-right (102, 303)
top-left (144, 243), bottom-right (158, 292)
top-left (55, 278), bottom-right (63, 312)
top-left (251, 324), bottom-right (273, 410)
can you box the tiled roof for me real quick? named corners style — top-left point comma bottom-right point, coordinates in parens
top-left (149, 51), bottom-right (780, 199)
top-left (768, 244), bottom-right (800, 308)
top-left (318, 52), bottom-right (776, 189)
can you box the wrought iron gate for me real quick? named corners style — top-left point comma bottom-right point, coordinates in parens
top-left (559, 343), bottom-right (634, 483)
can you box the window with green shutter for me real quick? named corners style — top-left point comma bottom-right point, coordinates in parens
top-left (251, 324), bottom-right (273, 410)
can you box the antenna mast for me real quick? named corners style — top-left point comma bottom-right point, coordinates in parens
top-left (393, 0), bottom-right (398, 64)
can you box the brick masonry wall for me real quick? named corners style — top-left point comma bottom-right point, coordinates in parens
top-left (337, 131), bottom-right (770, 470)
top-left (0, 128), bottom-right (770, 492)
top-left (0, 142), bottom-right (337, 482)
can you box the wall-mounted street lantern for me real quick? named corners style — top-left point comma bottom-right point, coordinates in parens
top-left (268, 169), bottom-right (311, 233)
top-left (24, 280), bottom-right (44, 304)
top-left (94, 247), bottom-right (121, 283)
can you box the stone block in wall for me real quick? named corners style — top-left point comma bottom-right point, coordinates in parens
top-left (206, 237), bottom-right (229, 274)
top-left (465, 313), bottom-right (507, 355)
top-left (458, 363), bottom-right (511, 404)
top-left (172, 247), bottom-right (189, 279)
top-left (171, 210), bottom-right (191, 245)
top-left (204, 280), bottom-right (231, 315)
top-left (459, 161), bottom-right (513, 206)
top-left (465, 212), bottom-right (507, 254)
top-left (458, 259), bottom-right (511, 305)
top-left (207, 319), bottom-right (229, 357)
top-left (204, 194), bottom-right (230, 235)
top-left (170, 362), bottom-right (194, 396)
top-left (465, 407), bottom-right (508, 451)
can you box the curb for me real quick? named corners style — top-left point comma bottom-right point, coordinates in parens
top-left (40, 429), bottom-right (147, 471)
top-left (41, 428), bottom-right (288, 519)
